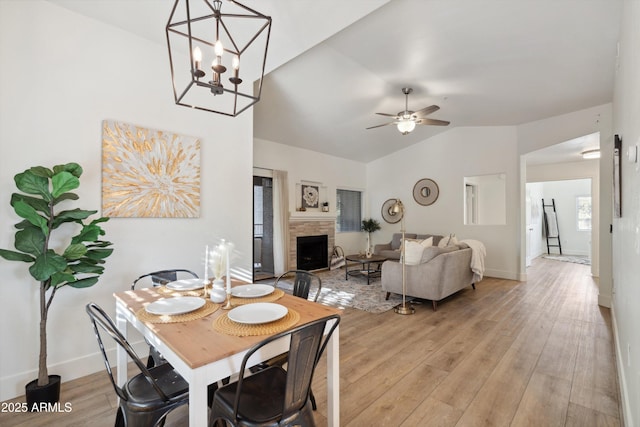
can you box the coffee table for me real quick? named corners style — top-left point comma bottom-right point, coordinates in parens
top-left (345, 254), bottom-right (387, 285)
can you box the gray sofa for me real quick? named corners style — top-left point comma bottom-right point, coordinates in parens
top-left (378, 234), bottom-right (476, 310)
top-left (373, 233), bottom-right (444, 260)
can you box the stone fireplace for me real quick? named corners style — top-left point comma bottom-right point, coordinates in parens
top-left (288, 217), bottom-right (335, 270)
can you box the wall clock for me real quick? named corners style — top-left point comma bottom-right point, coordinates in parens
top-left (413, 178), bottom-right (439, 206)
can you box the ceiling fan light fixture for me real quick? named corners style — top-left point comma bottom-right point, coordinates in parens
top-left (581, 149), bottom-right (600, 159)
top-left (397, 119), bottom-right (416, 135)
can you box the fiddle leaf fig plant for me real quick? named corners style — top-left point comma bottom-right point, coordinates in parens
top-left (0, 163), bottom-right (114, 387)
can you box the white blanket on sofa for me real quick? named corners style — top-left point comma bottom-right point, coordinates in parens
top-left (459, 239), bottom-right (486, 282)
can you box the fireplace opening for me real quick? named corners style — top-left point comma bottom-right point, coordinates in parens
top-left (296, 235), bottom-right (328, 271)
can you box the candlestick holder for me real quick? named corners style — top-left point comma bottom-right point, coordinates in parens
top-left (222, 291), bottom-right (233, 310)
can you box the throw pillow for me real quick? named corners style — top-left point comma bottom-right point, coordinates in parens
top-left (438, 233), bottom-right (458, 247)
top-left (420, 236), bottom-right (433, 248)
top-left (403, 240), bottom-right (425, 265)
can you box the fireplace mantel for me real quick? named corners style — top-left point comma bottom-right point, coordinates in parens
top-left (289, 212), bottom-right (337, 222)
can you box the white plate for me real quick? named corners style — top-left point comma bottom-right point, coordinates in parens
top-left (231, 284), bottom-right (275, 298)
top-left (228, 303), bottom-right (288, 325)
top-left (166, 278), bottom-right (205, 291)
top-left (145, 297), bottom-right (205, 316)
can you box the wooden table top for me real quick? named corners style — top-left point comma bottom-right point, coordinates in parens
top-left (114, 285), bottom-right (341, 369)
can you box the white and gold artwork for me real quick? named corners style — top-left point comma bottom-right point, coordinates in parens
top-left (102, 120), bottom-right (201, 218)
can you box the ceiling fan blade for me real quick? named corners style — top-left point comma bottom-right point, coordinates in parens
top-left (366, 122), bottom-right (396, 130)
top-left (417, 118), bottom-right (450, 126)
top-left (375, 112), bottom-right (400, 118)
top-left (412, 105), bottom-right (440, 118)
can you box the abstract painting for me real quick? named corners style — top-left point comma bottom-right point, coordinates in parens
top-left (102, 120), bottom-right (200, 218)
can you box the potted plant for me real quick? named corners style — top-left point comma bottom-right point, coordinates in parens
top-left (0, 163), bottom-right (114, 408)
top-left (361, 218), bottom-right (381, 257)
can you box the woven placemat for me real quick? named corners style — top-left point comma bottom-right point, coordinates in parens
top-left (230, 288), bottom-right (285, 306)
top-left (156, 285), bottom-right (205, 297)
top-left (212, 308), bottom-right (300, 336)
top-left (136, 300), bottom-right (220, 324)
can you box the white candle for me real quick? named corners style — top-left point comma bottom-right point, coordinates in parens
top-left (225, 243), bottom-right (231, 293)
top-left (204, 245), bottom-right (209, 282)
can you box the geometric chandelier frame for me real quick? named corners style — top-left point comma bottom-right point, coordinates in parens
top-left (166, 0), bottom-right (272, 117)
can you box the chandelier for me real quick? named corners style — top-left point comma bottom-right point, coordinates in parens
top-left (166, 0), bottom-right (272, 116)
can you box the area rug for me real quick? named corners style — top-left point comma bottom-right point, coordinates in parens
top-left (263, 268), bottom-right (407, 314)
top-left (541, 254), bottom-right (591, 265)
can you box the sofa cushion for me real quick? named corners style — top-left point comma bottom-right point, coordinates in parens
top-left (419, 245), bottom-right (458, 263)
top-left (391, 233), bottom-right (416, 250)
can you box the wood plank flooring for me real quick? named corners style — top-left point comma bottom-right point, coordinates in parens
top-left (0, 257), bottom-right (621, 426)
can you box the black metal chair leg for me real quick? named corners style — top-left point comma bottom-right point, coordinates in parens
top-left (310, 389), bottom-right (317, 411)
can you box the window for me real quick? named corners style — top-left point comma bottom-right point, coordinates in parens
top-left (576, 196), bottom-right (592, 231)
top-left (336, 189), bottom-right (362, 232)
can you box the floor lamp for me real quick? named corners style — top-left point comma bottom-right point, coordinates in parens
top-left (391, 199), bottom-right (415, 315)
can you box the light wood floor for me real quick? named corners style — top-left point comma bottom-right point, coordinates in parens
top-left (0, 257), bottom-right (621, 426)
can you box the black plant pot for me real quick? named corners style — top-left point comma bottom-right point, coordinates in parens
top-left (25, 375), bottom-right (61, 411)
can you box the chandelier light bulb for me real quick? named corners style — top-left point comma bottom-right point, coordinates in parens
top-left (232, 55), bottom-right (240, 70)
top-left (193, 46), bottom-right (202, 63)
top-left (214, 39), bottom-right (224, 57)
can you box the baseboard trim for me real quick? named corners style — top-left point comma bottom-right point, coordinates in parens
top-left (0, 339), bottom-right (148, 402)
top-left (611, 304), bottom-right (634, 427)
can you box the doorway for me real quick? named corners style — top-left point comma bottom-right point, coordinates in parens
top-left (253, 176), bottom-right (275, 281)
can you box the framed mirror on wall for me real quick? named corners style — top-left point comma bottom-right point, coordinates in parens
top-left (464, 173), bottom-right (507, 225)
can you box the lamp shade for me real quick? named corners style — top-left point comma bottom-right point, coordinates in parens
top-left (397, 119), bottom-right (416, 134)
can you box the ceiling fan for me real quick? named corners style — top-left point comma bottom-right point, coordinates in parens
top-left (366, 87), bottom-right (450, 135)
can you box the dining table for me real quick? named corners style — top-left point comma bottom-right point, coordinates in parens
top-left (114, 282), bottom-right (341, 427)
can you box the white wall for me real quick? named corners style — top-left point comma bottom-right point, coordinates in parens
top-left (611, 1), bottom-right (640, 425)
top-left (0, 1), bottom-right (254, 400)
top-left (525, 182), bottom-right (544, 263)
top-left (254, 138), bottom-right (368, 255)
top-left (527, 160), bottom-right (600, 276)
top-left (367, 126), bottom-right (520, 280)
top-left (539, 179), bottom-right (592, 256)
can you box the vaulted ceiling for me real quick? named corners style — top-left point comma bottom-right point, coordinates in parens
top-left (51, 0), bottom-right (622, 163)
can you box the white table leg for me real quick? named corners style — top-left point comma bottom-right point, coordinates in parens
top-left (188, 376), bottom-right (208, 427)
top-left (326, 324), bottom-right (340, 427)
top-left (115, 304), bottom-right (128, 389)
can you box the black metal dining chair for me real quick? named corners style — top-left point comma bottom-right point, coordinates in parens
top-left (132, 269), bottom-right (199, 368)
top-left (274, 269), bottom-right (322, 302)
top-left (209, 314), bottom-right (340, 427)
top-left (256, 269), bottom-right (323, 410)
top-left (132, 268), bottom-right (199, 290)
top-left (86, 302), bottom-right (189, 427)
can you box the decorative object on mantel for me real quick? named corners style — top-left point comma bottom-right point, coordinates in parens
top-left (381, 198), bottom-right (402, 224)
top-left (413, 178), bottom-right (439, 206)
top-left (296, 181), bottom-right (327, 211)
top-left (0, 163), bottom-right (114, 407)
top-left (322, 202), bottom-right (329, 212)
top-left (361, 218), bottom-right (381, 258)
top-left (302, 184), bottom-right (319, 208)
top-left (166, 0), bottom-right (272, 117)
top-left (390, 199), bottom-right (415, 315)
top-left (102, 120), bottom-right (201, 218)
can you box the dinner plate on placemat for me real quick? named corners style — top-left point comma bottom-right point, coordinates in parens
top-left (231, 284), bottom-right (274, 298)
top-left (166, 278), bottom-right (205, 291)
top-left (145, 297), bottom-right (205, 316)
top-left (228, 303), bottom-right (287, 324)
